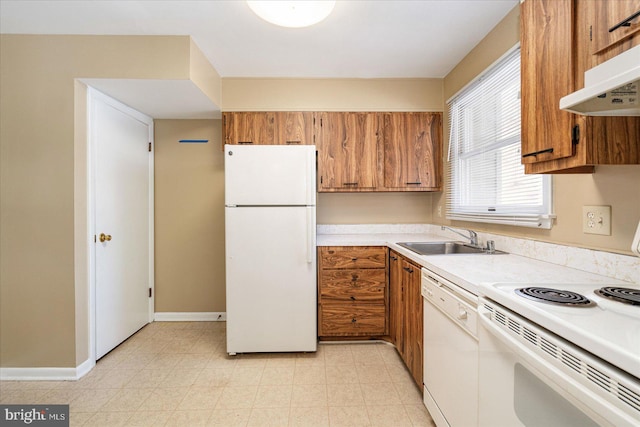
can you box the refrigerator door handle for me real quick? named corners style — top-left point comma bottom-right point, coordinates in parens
top-left (306, 207), bottom-right (316, 264)
top-left (306, 147), bottom-right (315, 205)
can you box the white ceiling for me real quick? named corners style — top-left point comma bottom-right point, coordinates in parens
top-left (1, 0), bottom-right (518, 118)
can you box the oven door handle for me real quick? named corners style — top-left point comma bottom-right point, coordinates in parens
top-left (478, 306), bottom-right (637, 427)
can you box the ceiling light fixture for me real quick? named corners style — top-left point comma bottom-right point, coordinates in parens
top-left (247, 1), bottom-right (336, 28)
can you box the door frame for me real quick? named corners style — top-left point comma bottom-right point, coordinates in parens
top-left (86, 87), bottom-right (155, 363)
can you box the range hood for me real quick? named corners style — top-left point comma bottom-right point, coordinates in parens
top-left (560, 44), bottom-right (640, 116)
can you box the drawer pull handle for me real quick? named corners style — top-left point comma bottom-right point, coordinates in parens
top-left (343, 182), bottom-right (359, 186)
top-left (405, 182), bottom-right (422, 185)
top-left (350, 296), bottom-right (356, 301)
top-left (238, 141), bottom-right (254, 144)
top-left (351, 317), bottom-right (357, 323)
top-left (403, 267), bottom-right (414, 273)
top-left (351, 258), bottom-right (358, 261)
top-left (286, 140), bottom-right (302, 144)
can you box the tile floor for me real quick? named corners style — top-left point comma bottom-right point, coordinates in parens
top-left (0, 321), bottom-right (436, 426)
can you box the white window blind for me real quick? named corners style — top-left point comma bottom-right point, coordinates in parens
top-left (446, 47), bottom-right (554, 229)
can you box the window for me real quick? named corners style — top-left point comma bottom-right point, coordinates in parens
top-left (446, 46), bottom-right (554, 229)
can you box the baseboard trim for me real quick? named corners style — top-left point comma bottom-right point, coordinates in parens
top-left (0, 361), bottom-right (94, 381)
top-left (154, 312), bottom-right (226, 322)
top-left (75, 358), bottom-right (95, 379)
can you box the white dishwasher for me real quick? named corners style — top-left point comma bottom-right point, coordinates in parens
top-left (422, 268), bottom-right (479, 427)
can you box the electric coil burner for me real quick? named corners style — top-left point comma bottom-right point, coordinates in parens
top-left (515, 287), bottom-right (595, 307)
top-left (595, 287), bottom-right (640, 306)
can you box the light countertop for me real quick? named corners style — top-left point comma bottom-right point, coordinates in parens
top-left (317, 231), bottom-right (630, 297)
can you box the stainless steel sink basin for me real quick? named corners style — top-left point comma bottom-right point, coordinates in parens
top-left (396, 241), bottom-right (507, 255)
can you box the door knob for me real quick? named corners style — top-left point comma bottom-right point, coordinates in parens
top-left (99, 233), bottom-right (112, 242)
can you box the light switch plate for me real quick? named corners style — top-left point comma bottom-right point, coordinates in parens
top-left (582, 205), bottom-right (611, 236)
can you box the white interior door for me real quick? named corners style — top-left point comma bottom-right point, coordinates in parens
top-left (91, 90), bottom-right (153, 359)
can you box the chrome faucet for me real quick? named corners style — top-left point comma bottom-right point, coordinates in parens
top-left (441, 226), bottom-right (479, 247)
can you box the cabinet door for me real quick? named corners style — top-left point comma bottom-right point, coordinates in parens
top-left (402, 259), bottom-right (423, 387)
top-left (275, 112), bottom-right (314, 145)
top-left (382, 112), bottom-right (441, 190)
top-left (590, 0), bottom-right (640, 61)
top-left (317, 112), bottom-right (378, 191)
top-left (521, 0), bottom-right (576, 164)
top-left (225, 112), bottom-right (276, 145)
top-left (389, 251), bottom-right (404, 357)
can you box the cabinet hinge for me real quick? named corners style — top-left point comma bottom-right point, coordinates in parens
top-left (149, 288), bottom-right (152, 298)
top-left (94, 235), bottom-right (96, 243)
top-left (589, 25), bottom-right (592, 42)
top-left (572, 125), bottom-right (580, 145)
top-left (148, 142), bottom-right (152, 152)
top-left (320, 176), bottom-right (323, 184)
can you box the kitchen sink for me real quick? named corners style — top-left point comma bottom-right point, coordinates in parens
top-left (396, 241), bottom-right (507, 255)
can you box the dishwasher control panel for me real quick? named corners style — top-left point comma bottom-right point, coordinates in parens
top-left (422, 269), bottom-right (478, 338)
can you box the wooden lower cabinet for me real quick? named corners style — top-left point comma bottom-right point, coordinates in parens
top-left (318, 246), bottom-right (388, 338)
top-left (389, 250), bottom-right (423, 388)
top-left (389, 251), bottom-right (404, 357)
top-left (403, 258), bottom-right (423, 387)
top-left (318, 246), bottom-right (423, 388)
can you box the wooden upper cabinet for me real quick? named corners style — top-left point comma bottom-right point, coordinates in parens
top-left (274, 112), bottom-right (314, 145)
top-left (224, 110), bottom-right (443, 190)
top-left (222, 111), bottom-right (314, 147)
top-left (520, 0), bottom-right (640, 174)
top-left (590, 0), bottom-right (640, 62)
top-left (521, 0), bottom-right (576, 165)
top-left (223, 112), bottom-right (276, 145)
top-left (382, 112), bottom-right (441, 190)
top-left (316, 112), bottom-right (378, 191)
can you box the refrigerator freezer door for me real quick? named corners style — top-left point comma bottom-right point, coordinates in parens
top-left (225, 206), bottom-right (317, 353)
top-left (225, 144), bottom-right (316, 206)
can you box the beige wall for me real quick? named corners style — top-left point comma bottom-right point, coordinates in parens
top-left (222, 77), bottom-right (442, 224)
top-left (0, 35), bottom-right (219, 368)
top-left (222, 78), bottom-right (443, 112)
top-left (154, 120), bottom-right (226, 313)
top-left (436, 5), bottom-right (640, 255)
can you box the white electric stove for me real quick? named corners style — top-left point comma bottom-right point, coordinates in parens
top-left (482, 282), bottom-right (640, 378)
top-left (478, 281), bottom-right (640, 426)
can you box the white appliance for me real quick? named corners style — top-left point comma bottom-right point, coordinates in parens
top-left (224, 144), bottom-right (317, 355)
top-left (422, 269), bottom-right (479, 427)
top-left (560, 44), bottom-right (640, 116)
top-left (479, 282), bottom-right (640, 426)
top-left (633, 219), bottom-right (640, 257)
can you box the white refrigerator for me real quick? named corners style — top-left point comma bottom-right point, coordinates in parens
top-left (224, 144), bottom-right (317, 354)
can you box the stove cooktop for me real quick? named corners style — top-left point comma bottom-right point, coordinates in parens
top-left (481, 282), bottom-right (640, 379)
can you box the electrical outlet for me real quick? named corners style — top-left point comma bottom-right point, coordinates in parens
top-left (582, 205), bottom-right (611, 236)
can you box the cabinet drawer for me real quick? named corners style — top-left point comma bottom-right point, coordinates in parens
top-left (319, 246), bottom-right (386, 269)
top-left (320, 304), bottom-right (386, 336)
top-left (320, 269), bottom-right (386, 302)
